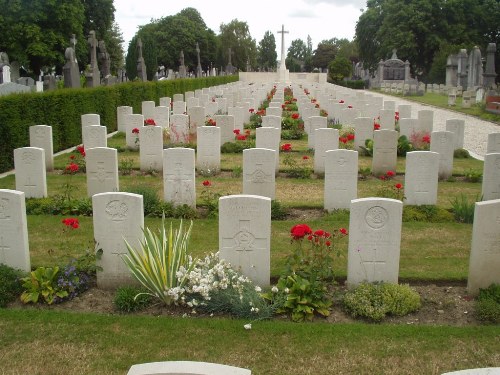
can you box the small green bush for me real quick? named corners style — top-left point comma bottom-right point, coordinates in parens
top-left (397, 135), bottom-right (413, 156)
top-left (343, 283), bottom-right (421, 322)
top-left (220, 141), bottom-right (255, 153)
top-left (0, 264), bottom-right (25, 307)
top-left (476, 284), bottom-right (500, 323)
top-left (464, 169), bottom-right (482, 183)
top-left (403, 205), bottom-right (454, 222)
top-left (114, 286), bottom-right (152, 313)
top-left (449, 194), bottom-right (478, 223)
top-left (454, 148), bottom-right (470, 158)
top-left (127, 185), bottom-right (160, 216)
top-left (25, 197), bottom-right (93, 216)
top-left (271, 200), bottom-right (289, 220)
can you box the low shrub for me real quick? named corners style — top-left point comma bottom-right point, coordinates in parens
top-left (114, 286), bottom-right (152, 313)
top-left (221, 140), bottom-right (255, 153)
top-left (476, 284), bottom-right (500, 324)
top-left (0, 264), bottom-right (25, 307)
top-left (271, 200), bottom-right (289, 220)
top-left (464, 169), bottom-right (482, 183)
top-left (25, 197), bottom-right (93, 216)
top-left (449, 194), bottom-right (478, 223)
top-left (343, 283), bottom-right (421, 322)
top-left (454, 148), bottom-right (470, 158)
top-left (403, 205), bottom-right (454, 222)
top-left (127, 185), bottom-right (161, 216)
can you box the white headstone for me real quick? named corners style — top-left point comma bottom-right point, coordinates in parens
top-left (153, 106), bottom-right (169, 128)
top-left (83, 125), bottom-right (107, 149)
top-left (215, 115), bottom-right (235, 144)
top-left (159, 97), bottom-right (171, 108)
top-left (186, 97), bottom-right (199, 110)
top-left (261, 115), bottom-right (282, 129)
top-left (256, 127), bottom-right (280, 172)
top-left (486, 133), bottom-right (500, 154)
top-left (93, 192), bottom-right (144, 289)
top-left (215, 97), bottom-right (228, 113)
top-left (188, 106), bottom-right (205, 132)
top-left (86, 147), bottom-right (119, 197)
top-left (163, 148), bottom-right (196, 208)
top-left (347, 198), bottom-right (403, 286)
top-left (404, 151), bottom-right (440, 205)
top-left (123, 114), bottom-right (144, 150)
top-left (0, 189), bottom-right (30, 272)
top-left (383, 101), bottom-right (396, 111)
top-left (467, 199), bottom-right (500, 295)
top-left (481, 153), bottom-right (500, 201)
top-left (140, 125), bottom-right (163, 172)
top-left (445, 119), bottom-right (465, 150)
top-left (205, 101), bottom-right (218, 117)
top-left (219, 194), bottom-right (271, 287)
top-left (196, 126), bottom-right (221, 174)
top-left (266, 106), bottom-right (282, 118)
top-left (14, 147), bottom-right (47, 198)
top-left (314, 128), bottom-right (339, 174)
top-left (308, 116), bottom-right (328, 149)
top-left (372, 130), bottom-right (398, 176)
top-left (81, 114), bottom-right (100, 132)
top-left (397, 104), bottom-right (412, 119)
top-left (353, 117), bottom-right (373, 152)
top-left (173, 93), bottom-right (184, 102)
top-left (399, 118), bottom-right (419, 140)
top-left (29, 125), bottom-right (53, 171)
top-left (324, 150), bottom-right (358, 211)
top-left (379, 109), bottom-right (395, 130)
top-left (170, 114), bottom-right (190, 144)
top-left (172, 101), bottom-right (187, 115)
top-left (228, 106), bottom-right (245, 133)
top-left (127, 361), bottom-right (251, 375)
top-left (243, 148), bottom-right (276, 199)
top-left (430, 131), bottom-right (454, 180)
top-left (117, 106), bottom-right (133, 132)
top-left (141, 101), bottom-right (155, 119)
top-left (417, 110), bottom-right (434, 134)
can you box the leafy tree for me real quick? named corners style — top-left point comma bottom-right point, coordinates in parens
top-left (286, 39), bottom-right (307, 72)
top-left (217, 19), bottom-right (257, 71)
top-left (103, 22), bottom-right (125, 75)
top-left (0, 0), bottom-right (85, 76)
top-left (257, 31), bottom-right (277, 71)
top-left (304, 35), bottom-right (313, 71)
top-left (312, 41), bottom-right (337, 70)
top-left (125, 35), bottom-right (157, 81)
top-left (328, 56), bottom-right (353, 82)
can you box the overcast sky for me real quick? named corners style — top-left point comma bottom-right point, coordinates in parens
top-left (114, 0), bottom-right (366, 55)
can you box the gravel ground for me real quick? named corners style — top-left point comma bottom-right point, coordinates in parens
top-left (365, 91), bottom-right (500, 159)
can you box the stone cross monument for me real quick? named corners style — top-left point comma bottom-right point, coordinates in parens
top-left (86, 30), bottom-right (100, 87)
top-left (179, 50), bottom-right (187, 78)
top-left (196, 43), bottom-right (203, 78)
top-left (136, 38), bottom-right (147, 81)
top-left (277, 24), bottom-right (290, 82)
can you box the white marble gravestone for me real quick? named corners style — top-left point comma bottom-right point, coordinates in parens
top-left (163, 148), bottom-right (196, 208)
top-left (372, 130), bottom-right (398, 176)
top-left (170, 114), bottom-right (190, 144)
top-left (314, 128), bottom-right (339, 175)
top-left (347, 198), bottom-right (403, 287)
top-left (117, 106), bottom-right (133, 132)
top-left (417, 110), bottom-right (434, 134)
top-left (399, 118), bottom-right (419, 140)
top-left (0, 189), bottom-right (30, 272)
top-left (81, 113), bottom-right (100, 131)
top-left (266, 106), bottom-right (282, 118)
top-left (308, 116), bottom-right (328, 149)
top-left (159, 97), bottom-right (171, 108)
top-left (14, 147), bottom-right (47, 198)
top-left (379, 109), bottom-right (395, 130)
top-left (243, 148), bottom-right (276, 199)
top-left (261, 115), bottom-right (282, 129)
top-left (196, 126), bottom-right (221, 173)
top-left (123, 114), bottom-right (144, 150)
top-left (256, 127), bottom-right (280, 172)
top-left (228, 106), bottom-right (245, 133)
top-left (353, 117), bottom-right (373, 152)
top-left (93, 192), bottom-right (144, 289)
top-left (29, 125), bottom-right (53, 171)
top-left (404, 151), bottom-right (440, 205)
top-left (445, 119), bottom-right (465, 150)
top-left (173, 93), bottom-right (184, 102)
top-left (486, 133), bottom-right (500, 154)
top-left (153, 106), bottom-right (169, 129)
top-left (215, 115), bottom-right (235, 144)
top-left (141, 101), bottom-right (155, 120)
top-left (397, 104), bottom-right (412, 119)
top-left (467, 199), bottom-right (500, 295)
top-left (219, 194), bottom-right (271, 287)
top-left (430, 131), bottom-right (454, 180)
top-left (172, 101), bottom-right (187, 115)
top-left (83, 125), bottom-right (107, 149)
top-left (481, 153), bottom-right (500, 201)
top-left (127, 361), bottom-right (251, 375)
top-left (140, 125), bottom-right (163, 172)
top-left (383, 101), bottom-right (396, 111)
top-left (324, 150), bottom-right (358, 211)
top-left (86, 147), bottom-right (119, 197)
top-left (188, 106), bottom-right (205, 132)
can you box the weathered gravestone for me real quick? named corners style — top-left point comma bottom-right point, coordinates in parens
top-left (347, 198), bottom-right (403, 287)
top-left (243, 148), bottom-right (276, 199)
top-left (266, 106), bottom-right (282, 118)
top-left (117, 106), bottom-right (133, 132)
top-left (353, 117), bottom-right (373, 152)
top-left (196, 126), bottom-right (221, 174)
top-left (86, 31), bottom-right (100, 87)
top-left (159, 97), bottom-right (171, 108)
top-left (215, 115), bottom-right (235, 144)
top-left (445, 119), bottom-right (465, 150)
top-left (93, 192), bottom-right (143, 289)
top-left (417, 110), bottom-right (434, 134)
top-left (81, 113), bottom-right (100, 131)
top-left (163, 148), bottom-right (196, 208)
top-left (14, 147), bottom-right (47, 198)
top-left (140, 125), bottom-right (163, 172)
top-left (467, 199), bottom-right (500, 295)
top-left (314, 128), bottom-right (339, 175)
top-left (256, 127), bottom-right (280, 172)
top-left (86, 147), bottom-right (119, 197)
top-left (188, 106), bottom-right (206, 132)
top-left (397, 104), bottom-right (412, 119)
top-left (141, 101), bottom-right (155, 120)
top-left (29, 125), bottom-right (53, 171)
top-left (0, 189), bottom-right (30, 272)
top-left (399, 118), bottom-right (419, 140)
top-left (324, 150), bottom-right (358, 211)
top-left (228, 106), bottom-right (245, 133)
top-left (219, 194), bottom-right (271, 287)
top-left (170, 114), bottom-right (190, 144)
top-left (63, 34), bottom-right (80, 88)
top-left (379, 109), bottom-right (395, 130)
top-left (481, 153), bottom-right (500, 201)
top-left (173, 101), bottom-right (187, 115)
top-left (372, 130), bottom-right (398, 176)
top-left (430, 131), bottom-right (454, 180)
top-left (486, 133), bottom-right (500, 153)
top-left (123, 114), bottom-right (144, 150)
top-left (83, 125), bottom-right (107, 149)
top-left (153, 106), bottom-right (169, 129)
top-left (173, 93), bottom-right (184, 102)
top-left (404, 151), bottom-right (440, 205)
top-left (136, 38), bottom-right (147, 81)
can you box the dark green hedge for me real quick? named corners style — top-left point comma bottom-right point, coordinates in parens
top-left (330, 80), bottom-right (367, 89)
top-left (0, 75), bottom-right (238, 173)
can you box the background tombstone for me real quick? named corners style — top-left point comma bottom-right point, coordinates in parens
top-left (219, 194), bottom-right (271, 286)
top-left (445, 119), bottom-right (465, 150)
top-left (173, 93), bottom-right (184, 102)
top-left (141, 101), bottom-right (156, 120)
top-left (159, 97), bottom-right (171, 108)
top-left (417, 110), bottom-right (434, 134)
top-left (140, 125), bottom-right (163, 172)
top-left (256, 127), bottom-right (280, 172)
top-left (63, 34), bottom-right (80, 88)
top-left (117, 106), bottom-right (133, 132)
top-left (397, 104), bottom-right (412, 119)
top-left (14, 147), bottom-right (47, 198)
top-left (399, 118), bottom-right (419, 140)
top-left (379, 109), bottom-right (395, 130)
top-left (486, 133), bottom-right (500, 153)
top-left (215, 115), bottom-right (235, 144)
top-left (243, 148), bottom-right (276, 199)
top-left (81, 113), bottom-right (100, 131)
top-left (127, 361), bottom-right (251, 375)
top-left (372, 129), bottom-right (398, 176)
top-left (481, 153), bottom-right (500, 201)
top-left (353, 117), bottom-right (373, 152)
top-left (86, 147), bottom-right (119, 197)
top-left (324, 149), bottom-right (358, 211)
top-left (83, 125), bottom-right (107, 149)
top-left (123, 114), bottom-right (144, 150)
top-left (169, 114), bottom-right (190, 144)
top-left (0, 189), bottom-right (30, 272)
top-left (308, 116), bottom-right (328, 149)
top-left (430, 131), bottom-right (454, 180)
top-left (347, 198), bottom-right (403, 287)
top-left (29, 125), bottom-right (53, 171)
top-left (136, 38), bottom-right (147, 81)
top-left (404, 151), bottom-right (439, 205)
top-left (261, 115), bottom-right (281, 129)
top-left (467, 199), bottom-right (500, 295)
top-left (196, 126), bottom-right (221, 174)
top-left (93, 192), bottom-right (144, 289)
top-left (314, 128), bottom-right (339, 175)
top-left (188, 106), bottom-right (205, 133)
top-left (172, 101), bottom-right (186, 115)
top-left (163, 148), bottom-right (196, 208)
top-left (86, 30), bottom-right (100, 87)
top-left (153, 106), bottom-right (169, 129)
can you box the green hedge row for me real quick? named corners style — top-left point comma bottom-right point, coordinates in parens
top-left (330, 80), bottom-right (367, 90)
top-left (0, 75), bottom-right (238, 173)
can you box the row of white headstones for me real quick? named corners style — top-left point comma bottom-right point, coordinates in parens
top-left (2, 81), bottom-right (499, 295)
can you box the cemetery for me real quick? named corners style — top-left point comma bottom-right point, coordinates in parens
top-left (1, 3), bottom-right (500, 375)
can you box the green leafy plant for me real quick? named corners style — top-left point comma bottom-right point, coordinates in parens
top-left (127, 185), bottom-right (161, 216)
top-left (114, 286), bottom-right (152, 312)
top-left (449, 194), bottom-right (479, 223)
top-left (358, 166), bottom-right (371, 180)
top-left (20, 266), bottom-right (68, 305)
top-left (454, 148), bottom-right (470, 158)
top-left (232, 165), bottom-right (243, 178)
top-left (402, 205), bottom-right (454, 222)
top-left (476, 284), bottom-right (500, 324)
top-left (119, 157), bottom-right (134, 175)
top-left (464, 169), bottom-right (482, 183)
top-left (271, 200), bottom-right (289, 220)
top-left (283, 154), bottom-right (312, 179)
top-left (122, 219), bottom-right (197, 306)
top-left (397, 135), bottom-right (413, 156)
top-left (359, 138), bottom-right (373, 156)
top-left (0, 264), bottom-right (25, 308)
top-left (343, 283), bottom-right (421, 322)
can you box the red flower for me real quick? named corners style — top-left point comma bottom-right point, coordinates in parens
top-left (386, 170), bottom-right (395, 177)
top-left (339, 228), bottom-right (348, 235)
top-left (395, 115), bottom-right (400, 121)
top-left (380, 175), bottom-right (386, 181)
top-left (374, 123), bottom-right (381, 130)
top-left (236, 135), bottom-right (247, 141)
top-left (202, 180), bottom-right (211, 187)
top-left (311, 99), bottom-right (317, 103)
top-left (62, 217), bottom-right (79, 229)
top-left (324, 231), bottom-right (331, 238)
top-left (395, 183), bottom-right (403, 189)
top-left (245, 129), bottom-right (251, 135)
top-left (422, 134), bottom-right (431, 143)
top-left (339, 137), bottom-right (348, 144)
top-left (307, 235), bottom-right (313, 241)
top-left (347, 134), bottom-right (355, 141)
top-left (132, 127), bottom-right (140, 134)
top-left (233, 129), bottom-right (241, 135)
top-left (281, 143), bottom-right (292, 152)
top-left (249, 108), bottom-right (255, 113)
top-left (339, 100), bottom-right (345, 104)
top-left (302, 155), bottom-right (309, 160)
top-left (65, 163), bottom-right (79, 173)
top-left (292, 113), bottom-right (299, 119)
top-left (314, 229), bottom-right (325, 237)
top-left (69, 155), bottom-right (75, 160)
top-left (347, 105), bottom-right (353, 109)
top-left (325, 241), bottom-right (331, 247)
top-left (76, 145), bottom-right (85, 157)
top-left (290, 224), bottom-right (313, 240)
top-left (281, 104), bottom-right (286, 109)
top-left (144, 118), bottom-right (156, 126)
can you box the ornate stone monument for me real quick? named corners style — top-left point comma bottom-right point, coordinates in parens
top-left (225, 48), bottom-right (234, 75)
top-left (136, 38), bottom-right (147, 81)
top-left (277, 24), bottom-right (290, 82)
top-left (63, 34), bottom-right (80, 88)
top-left (195, 43), bottom-right (202, 78)
top-left (86, 31), bottom-right (100, 87)
top-left (483, 43), bottom-right (497, 89)
top-left (179, 50), bottom-right (187, 78)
